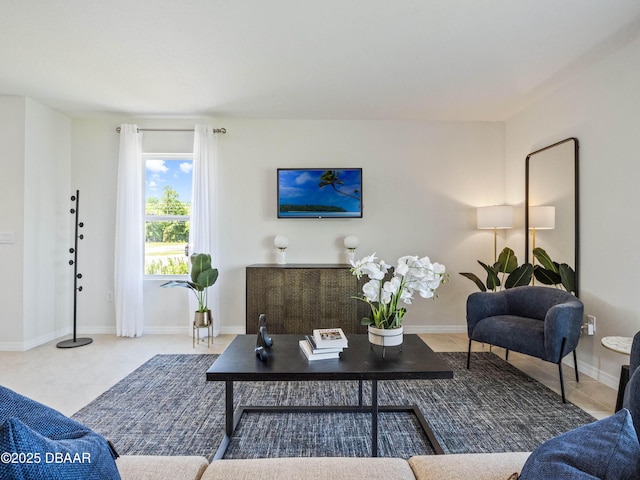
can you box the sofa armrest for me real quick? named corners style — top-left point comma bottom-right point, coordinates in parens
top-left (467, 291), bottom-right (509, 336)
top-left (117, 455), bottom-right (209, 480)
top-left (409, 452), bottom-right (530, 480)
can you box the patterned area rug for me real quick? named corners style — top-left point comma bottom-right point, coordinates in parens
top-left (72, 352), bottom-right (595, 460)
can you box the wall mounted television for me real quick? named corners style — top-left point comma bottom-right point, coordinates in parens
top-left (277, 168), bottom-right (363, 218)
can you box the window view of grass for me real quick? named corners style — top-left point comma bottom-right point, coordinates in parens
top-left (145, 242), bottom-right (189, 275)
top-left (145, 156), bottom-right (192, 275)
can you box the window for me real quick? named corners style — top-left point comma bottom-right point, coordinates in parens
top-left (144, 154), bottom-right (192, 275)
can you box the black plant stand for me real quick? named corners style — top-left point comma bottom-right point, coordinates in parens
top-left (57, 190), bottom-right (92, 349)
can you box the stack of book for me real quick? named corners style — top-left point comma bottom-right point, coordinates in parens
top-left (299, 327), bottom-right (348, 361)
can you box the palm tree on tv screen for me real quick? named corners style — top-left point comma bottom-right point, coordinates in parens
top-left (318, 170), bottom-right (360, 201)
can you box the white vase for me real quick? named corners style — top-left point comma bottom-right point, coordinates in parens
top-left (367, 325), bottom-right (404, 347)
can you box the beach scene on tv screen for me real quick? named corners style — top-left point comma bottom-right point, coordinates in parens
top-left (279, 169), bottom-right (362, 218)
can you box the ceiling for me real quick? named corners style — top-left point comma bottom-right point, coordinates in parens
top-left (2, 0), bottom-right (640, 121)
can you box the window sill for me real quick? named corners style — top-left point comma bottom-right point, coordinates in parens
top-left (144, 275), bottom-right (189, 282)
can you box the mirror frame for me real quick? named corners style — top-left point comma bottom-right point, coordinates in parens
top-left (525, 137), bottom-right (580, 296)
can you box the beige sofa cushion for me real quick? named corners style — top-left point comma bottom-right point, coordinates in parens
top-left (409, 452), bottom-right (531, 480)
top-left (201, 457), bottom-right (415, 480)
top-left (117, 455), bottom-right (209, 480)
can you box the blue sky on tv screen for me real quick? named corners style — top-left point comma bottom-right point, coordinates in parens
top-left (278, 169), bottom-right (362, 213)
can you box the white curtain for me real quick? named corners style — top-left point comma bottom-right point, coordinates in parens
top-left (114, 124), bottom-right (144, 337)
top-left (189, 124), bottom-right (220, 336)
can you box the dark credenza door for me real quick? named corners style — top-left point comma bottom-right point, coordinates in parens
top-left (246, 264), bottom-right (370, 334)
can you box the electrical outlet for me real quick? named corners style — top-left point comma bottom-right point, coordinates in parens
top-left (586, 314), bottom-right (596, 335)
top-left (0, 231), bottom-right (15, 244)
top-left (106, 291), bottom-right (114, 302)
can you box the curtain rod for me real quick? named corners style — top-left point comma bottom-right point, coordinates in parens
top-left (115, 127), bottom-right (226, 134)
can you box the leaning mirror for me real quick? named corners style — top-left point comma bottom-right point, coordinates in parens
top-left (525, 137), bottom-right (579, 296)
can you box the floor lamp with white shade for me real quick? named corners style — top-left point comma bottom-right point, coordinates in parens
top-left (477, 205), bottom-right (514, 263)
top-left (529, 206), bottom-right (555, 284)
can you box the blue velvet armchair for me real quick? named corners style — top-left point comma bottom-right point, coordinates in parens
top-left (467, 286), bottom-right (584, 403)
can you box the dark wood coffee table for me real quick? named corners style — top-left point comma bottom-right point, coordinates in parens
top-left (206, 334), bottom-right (453, 459)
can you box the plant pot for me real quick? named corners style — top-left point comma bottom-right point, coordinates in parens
top-left (368, 325), bottom-right (404, 347)
top-left (194, 310), bottom-right (212, 328)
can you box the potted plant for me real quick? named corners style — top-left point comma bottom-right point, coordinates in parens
top-left (161, 253), bottom-right (219, 327)
top-left (459, 247), bottom-right (575, 293)
top-left (531, 247), bottom-right (576, 293)
top-left (350, 253), bottom-right (446, 350)
top-left (459, 247), bottom-right (532, 292)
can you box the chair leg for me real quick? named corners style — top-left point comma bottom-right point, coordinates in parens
top-left (557, 337), bottom-right (568, 403)
top-left (573, 350), bottom-right (579, 382)
top-left (505, 349), bottom-right (509, 361)
top-left (467, 339), bottom-right (472, 369)
top-left (559, 361), bottom-right (567, 403)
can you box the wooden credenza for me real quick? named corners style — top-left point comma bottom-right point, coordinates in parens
top-left (246, 264), bottom-right (370, 334)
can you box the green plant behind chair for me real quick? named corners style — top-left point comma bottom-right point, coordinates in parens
top-left (532, 247), bottom-right (575, 293)
top-left (460, 247), bottom-right (575, 293)
top-left (460, 247), bottom-right (532, 292)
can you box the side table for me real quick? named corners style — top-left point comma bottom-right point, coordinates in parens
top-left (601, 336), bottom-right (633, 411)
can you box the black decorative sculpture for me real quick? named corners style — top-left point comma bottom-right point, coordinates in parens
top-left (57, 190), bottom-right (92, 349)
top-left (255, 313), bottom-right (273, 361)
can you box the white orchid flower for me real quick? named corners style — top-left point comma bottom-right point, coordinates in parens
top-left (383, 277), bottom-right (401, 295)
top-left (351, 252), bottom-right (446, 329)
top-left (395, 262), bottom-right (409, 277)
top-left (367, 264), bottom-right (386, 280)
top-left (380, 288), bottom-right (392, 305)
top-left (419, 288), bottom-right (435, 299)
top-left (378, 260), bottom-right (391, 275)
top-left (417, 256), bottom-right (431, 266)
top-left (432, 262), bottom-right (446, 274)
top-left (400, 287), bottom-right (414, 305)
top-left (352, 253), bottom-right (386, 280)
top-left (362, 279), bottom-right (380, 302)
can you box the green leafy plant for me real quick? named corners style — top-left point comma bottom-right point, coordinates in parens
top-left (460, 247), bottom-right (532, 292)
top-left (160, 253), bottom-right (219, 312)
top-left (532, 247), bottom-right (576, 293)
top-left (459, 247), bottom-right (575, 293)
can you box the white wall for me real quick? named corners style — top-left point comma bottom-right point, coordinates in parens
top-left (0, 96), bottom-right (26, 347)
top-left (0, 96), bottom-right (71, 350)
top-left (23, 99), bottom-right (72, 347)
top-left (505, 34), bottom-right (640, 388)
top-left (71, 118), bottom-right (504, 336)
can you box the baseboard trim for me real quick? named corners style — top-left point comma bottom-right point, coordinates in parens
top-left (220, 326), bottom-right (245, 335)
top-left (143, 326), bottom-right (190, 335)
top-left (76, 326), bottom-right (117, 335)
top-left (573, 357), bottom-right (620, 390)
top-left (403, 325), bottom-right (468, 334)
top-left (0, 327), bottom-right (72, 352)
top-left (77, 326), bottom-right (195, 336)
top-left (75, 325), bottom-right (246, 337)
top-left (0, 342), bottom-right (27, 352)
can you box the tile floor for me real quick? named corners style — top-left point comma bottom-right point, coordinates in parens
top-left (0, 333), bottom-right (617, 419)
